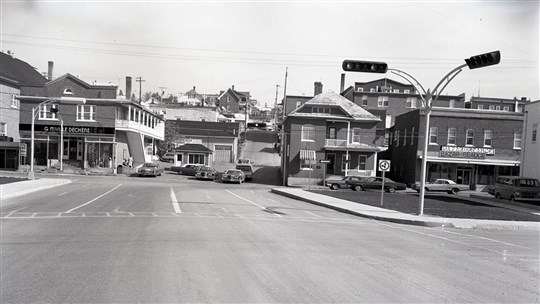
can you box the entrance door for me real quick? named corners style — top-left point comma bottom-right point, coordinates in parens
top-left (456, 168), bottom-right (472, 185)
top-left (68, 139), bottom-right (77, 159)
top-left (327, 153), bottom-right (336, 174)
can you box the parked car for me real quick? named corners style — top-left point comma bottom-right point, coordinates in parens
top-left (138, 162), bottom-right (164, 177)
top-left (347, 176), bottom-right (406, 193)
top-left (195, 166), bottom-right (218, 181)
top-left (492, 176), bottom-right (540, 202)
top-left (412, 179), bottom-right (470, 194)
top-left (160, 152), bottom-right (175, 163)
top-left (325, 176), bottom-right (365, 190)
top-left (172, 164), bottom-right (205, 176)
top-left (222, 169), bottom-right (245, 184)
top-left (237, 158), bottom-right (252, 165)
top-left (235, 164), bottom-right (253, 181)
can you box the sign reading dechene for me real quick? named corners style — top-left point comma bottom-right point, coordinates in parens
top-left (439, 146), bottom-right (495, 159)
top-left (19, 124), bottom-right (115, 135)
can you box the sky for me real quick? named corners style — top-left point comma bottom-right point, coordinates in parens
top-left (1, 0), bottom-right (539, 108)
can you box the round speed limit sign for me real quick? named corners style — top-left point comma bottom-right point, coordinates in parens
top-left (378, 160), bottom-right (391, 172)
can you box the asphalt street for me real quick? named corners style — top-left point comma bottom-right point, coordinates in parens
top-left (1, 174), bottom-right (539, 303)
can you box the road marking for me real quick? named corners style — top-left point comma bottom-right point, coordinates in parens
top-left (58, 192), bottom-right (69, 196)
top-left (65, 184), bottom-right (122, 213)
top-left (170, 188), bottom-right (182, 213)
top-left (226, 190), bottom-right (281, 217)
top-left (441, 230), bottom-right (532, 250)
top-left (305, 211), bottom-right (323, 218)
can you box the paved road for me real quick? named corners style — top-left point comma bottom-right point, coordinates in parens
top-left (1, 175), bottom-right (539, 303)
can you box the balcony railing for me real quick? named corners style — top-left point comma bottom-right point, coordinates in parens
top-left (115, 119), bottom-right (165, 140)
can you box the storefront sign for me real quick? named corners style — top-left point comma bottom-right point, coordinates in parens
top-left (20, 143), bottom-right (27, 157)
top-left (19, 124), bottom-right (115, 135)
top-left (439, 146), bottom-right (495, 159)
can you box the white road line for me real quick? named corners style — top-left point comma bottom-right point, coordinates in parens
top-left (305, 211), bottom-right (323, 218)
top-left (58, 192), bottom-right (69, 196)
top-left (226, 190), bottom-right (281, 217)
top-left (441, 230), bottom-right (532, 250)
top-left (65, 184), bottom-right (122, 213)
top-left (170, 188), bottom-right (182, 213)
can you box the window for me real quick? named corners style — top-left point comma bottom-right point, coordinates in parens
top-left (351, 128), bottom-right (361, 143)
top-left (429, 127), bottom-right (438, 144)
top-left (503, 106), bottom-right (510, 112)
top-left (0, 122), bottom-right (6, 136)
top-left (77, 105), bottom-right (96, 121)
top-left (312, 107), bottom-right (330, 114)
top-left (489, 105), bottom-right (495, 110)
top-left (300, 159), bottom-right (313, 170)
top-left (328, 127), bottom-right (336, 139)
top-left (370, 88), bottom-right (376, 92)
top-left (188, 153), bottom-right (205, 164)
top-left (357, 88), bottom-right (363, 92)
top-left (63, 88), bottom-right (74, 95)
top-left (513, 131), bottom-right (522, 149)
top-left (403, 128), bottom-right (407, 145)
top-left (39, 104), bottom-right (57, 120)
top-left (517, 105), bottom-right (523, 112)
top-left (358, 155), bottom-right (367, 170)
top-left (296, 101), bottom-right (302, 108)
top-left (404, 89), bottom-right (410, 94)
top-left (406, 97), bottom-right (416, 108)
top-left (10, 95), bottom-right (18, 108)
top-left (447, 128), bottom-right (457, 145)
top-left (496, 106), bottom-right (501, 111)
top-left (377, 96), bottom-right (389, 107)
top-left (478, 105), bottom-right (484, 110)
top-left (532, 124), bottom-right (538, 143)
top-left (466, 129), bottom-right (474, 146)
top-left (411, 127), bottom-right (415, 145)
top-left (384, 132), bottom-right (389, 146)
top-left (484, 130), bottom-right (493, 147)
top-left (301, 125), bottom-right (315, 141)
top-left (393, 89), bottom-right (400, 93)
top-left (449, 99), bottom-right (455, 108)
top-left (361, 96), bottom-right (368, 106)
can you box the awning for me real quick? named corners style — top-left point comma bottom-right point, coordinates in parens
top-left (300, 150), bottom-right (316, 160)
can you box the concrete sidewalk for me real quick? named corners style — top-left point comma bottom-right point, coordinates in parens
top-left (271, 187), bottom-right (540, 230)
top-left (1, 178), bottom-right (72, 201)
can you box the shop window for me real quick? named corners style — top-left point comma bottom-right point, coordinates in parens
top-left (188, 153), bottom-right (205, 164)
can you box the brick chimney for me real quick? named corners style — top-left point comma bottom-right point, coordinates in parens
top-left (126, 76), bottom-right (132, 100)
top-left (340, 73), bottom-right (345, 93)
top-left (47, 61), bottom-right (54, 81)
top-left (314, 82), bottom-right (323, 96)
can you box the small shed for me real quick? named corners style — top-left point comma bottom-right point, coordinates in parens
top-left (172, 144), bottom-right (213, 167)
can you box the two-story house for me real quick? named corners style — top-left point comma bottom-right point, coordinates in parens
top-left (18, 72), bottom-right (164, 172)
top-left (0, 51), bottom-right (48, 170)
top-left (217, 85), bottom-right (251, 114)
top-left (389, 107), bottom-right (523, 189)
top-left (281, 92), bottom-right (384, 186)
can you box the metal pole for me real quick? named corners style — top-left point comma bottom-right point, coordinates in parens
top-left (418, 92), bottom-right (432, 215)
top-left (380, 170), bottom-right (386, 206)
top-left (29, 106), bottom-right (35, 180)
top-left (308, 158), bottom-right (312, 190)
top-left (60, 116), bottom-right (63, 171)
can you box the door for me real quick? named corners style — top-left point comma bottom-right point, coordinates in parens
top-left (214, 145), bottom-right (232, 162)
top-left (327, 153), bottom-right (336, 174)
top-left (68, 139), bottom-right (77, 159)
top-left (456, 169), bottom-right (472, 185)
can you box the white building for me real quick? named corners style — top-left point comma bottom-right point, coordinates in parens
top-left (521, 100), bottom-right (540, 180)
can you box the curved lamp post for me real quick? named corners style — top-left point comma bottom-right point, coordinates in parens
top-left (27, 96), bottom-right (86, 180)
top-left (342, 51), bottom-right (500, 215)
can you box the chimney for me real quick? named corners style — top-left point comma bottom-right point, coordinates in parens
top-left (47, 61), bottom-right (54, 81)
top-left (126, 76), bottom-right (132, 100)
top-left (314, 82), bottom-right (323, 96)
top-left (193, 86), bottom-right (196, 91)
top-left (232, 85), bottom-right (235, 91)
top-left (340, 73), bottom-right (345, 93)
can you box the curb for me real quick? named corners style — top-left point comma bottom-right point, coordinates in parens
top-left (271, 188), bottom-right (540, 231)
top-left (1, 178), bottom-right (73, 200)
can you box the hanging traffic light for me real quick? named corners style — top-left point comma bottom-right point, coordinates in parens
top-left (465, 51), bottom-right (501, 70)
top-left (342, 60), bottom-right (388, 73)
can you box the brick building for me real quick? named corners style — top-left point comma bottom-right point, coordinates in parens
top-left (388, 108), bottom-right (523, 188)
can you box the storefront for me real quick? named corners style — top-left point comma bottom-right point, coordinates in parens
top-left (19, 124), bottom-right (116, 169)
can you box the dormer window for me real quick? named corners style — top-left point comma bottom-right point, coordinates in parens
top-left (63, 88), bottom-right (74, 95)
top-left (312, 107), bottom-right (330, 114)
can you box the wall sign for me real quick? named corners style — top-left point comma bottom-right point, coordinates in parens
top-left (439, 145), bottom-right (495, 159)
top-left (19, 124), bottom-right (115, 135)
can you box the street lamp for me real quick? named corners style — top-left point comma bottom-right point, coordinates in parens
top-left (28, 96), bottom-right (86, 180)
top-left (342, 51), bottom-right (500, 215)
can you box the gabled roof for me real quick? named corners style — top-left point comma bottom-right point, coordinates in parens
top-left (172, 143), bottom-right (213, 153)
top-left (46, 73), bottom-right (118, 90)
top-left (0, 52), bottom-right (47, 87)
top-left (288, 92), bottom-right (381, 122)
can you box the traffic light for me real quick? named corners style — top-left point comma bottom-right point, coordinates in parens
top-left (465, 51), bottom-right (500, 70)
top-left (342, 60), bottom-right (388, 73)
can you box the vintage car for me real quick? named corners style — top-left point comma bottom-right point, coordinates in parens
top-left (235, 163), bottom-right (253, 181)
top-left (413, 179), bottom-right (470, 194)
top-left (159, 152), bottom-right (175, 163)
top-left (195, 166), bottom-right (218, 181)
top-left (222, 169), bottom-right (245, 184)
top-left (325, 176), bottom-right (365, 190)
top-left (347, 176), bottom-right (407, 193)
top-left (138, 162), bottom-right (164, 177)
top-left (492, 176), bottom-right (540, 201)
top-left (171, 164), bottom-right (205, 176)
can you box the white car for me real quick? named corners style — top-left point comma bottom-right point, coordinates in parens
top-left (413, 179), bottom-right (470, 194)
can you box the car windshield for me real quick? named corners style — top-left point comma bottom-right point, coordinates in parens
top-left (226, 170), bottom-right (242, 175)
top-left (143, 163), bottom-right (158, 167)
top-left (199, 167), bottom-right (213, 171)
top-left (236, 165), bottom-right (252, 171)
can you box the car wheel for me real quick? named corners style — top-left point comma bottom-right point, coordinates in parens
top-left (354, 185), bottom-right (363, 192)
top-left (510, 195), bottom-right (516, 201)
top-left (387, 187), bottom-right (396, 193)
top-left (330, 184), bottom-right (339, 190)
top-left (450, 188), bottom-right (459, 194)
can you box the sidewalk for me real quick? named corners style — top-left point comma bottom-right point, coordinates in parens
top-left (1, 177), bottom-right (72, 201)
top-left (271, 187), bottom-right (540, 231)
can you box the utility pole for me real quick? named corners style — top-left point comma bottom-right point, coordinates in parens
top-left (281, 67), bottom-right (288, 186)
top-left (274, 84), bottom-right (280, 127)
top-left (136, 77), bottom-right (145, 103)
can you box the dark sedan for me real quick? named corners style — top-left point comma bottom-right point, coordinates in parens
top-left (195, 166), bottom-right (218, 181)
top-left (138, 162), bottom-right (164, 177)
top-left (347, 176), bottom-right (406, 193)
top-left (325, 176), bottom-right (364, 190)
